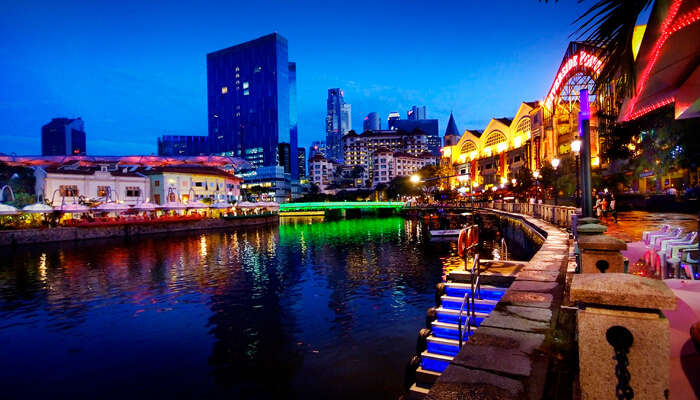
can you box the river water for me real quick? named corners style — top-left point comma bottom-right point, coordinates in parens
top-left (0, 216), bottom-right (523, 399)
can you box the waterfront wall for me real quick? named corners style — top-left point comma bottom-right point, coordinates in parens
top-left (426, 209), bottom-right (572, 400)
top-left (0, 215), bottom-right (279, 247)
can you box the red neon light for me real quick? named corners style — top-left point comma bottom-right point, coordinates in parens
top-left (544, 50), bottom-right (603, 109)
top-left (628, 96), bottom-right (675, 119)
top-left (624, 1), bottom-right (700, 120)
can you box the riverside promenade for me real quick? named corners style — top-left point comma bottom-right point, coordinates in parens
top-left (424, 207), bottom-right (572, 399)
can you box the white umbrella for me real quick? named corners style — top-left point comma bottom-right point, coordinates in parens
top-left (93, 202), bottom-right (130, 212)
top-left (133, 202), bottom-right (160, 211)
top-left (160, 201), bottom-right (188, 210)
top-left (0, 203), bottom-right (19, 215)
top-left (22, 203), bottom-right (54, 214)
top-left (236, 201), bottom-right (257, 208)
top-left (210, 202), bottom-right (233, 209)
top-left (186, 200), bottom-right (209, 209)
top-left (55, 203), bottom-right (89, 213)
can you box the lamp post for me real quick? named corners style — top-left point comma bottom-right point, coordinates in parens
top-left (533, 170), bottom-right (540, 216)
top-left (579, 89), bottom-right (593, 218)
top-left (571, 139), bottom-right (582, 207)
top-left (551, 158), bottom-right (560, 206)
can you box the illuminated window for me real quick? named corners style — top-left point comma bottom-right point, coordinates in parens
top-left (243, 89), bottom-right (249, 96)
top-left (242, 82), bottom-right (249, 89)
top-left (515, 117), bottom-right (531, 137)
top-left (59, 185), bottom-right (79, 197)
top-left (97, 186), bottom-right (110, 197)
top-left (484, 131), bottom-right (507, 147)
top-left (221, 86), bottom-right (228, 94)
top-left (154, 180), bottom-right (160, 187)
top-left (460, 140), bottom-right (477, 154)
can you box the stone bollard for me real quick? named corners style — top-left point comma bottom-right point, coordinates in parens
top-left (578, 233), bottom-right (627, 273)
top-left (571, 274), bottom-right (677, 400)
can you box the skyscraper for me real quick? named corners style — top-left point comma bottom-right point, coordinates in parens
top-left (325, 88), bottom-right (350, 162)
top-left (363, 112), bottom-right (380, 131)
top-left (41, 117), bottom-right (86, 156)
top-left (288, 62), bottom-right (299, 179)
top-left (407, 105), bottom-right (426, 120)
top-left (207, 33), bottom-right (293, 170)
top-left (297, 147), bottom-right (306, 178)
top-left (387, 112), bottom-right (401, 130)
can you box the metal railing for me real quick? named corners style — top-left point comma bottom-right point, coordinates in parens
top-left (473, 201), bottom-right (580, 229)
top-left (457, 225), bottom-right (481, 349)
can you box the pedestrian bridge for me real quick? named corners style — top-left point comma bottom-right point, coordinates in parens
top-left (279, 201), bottom-right (405, 214)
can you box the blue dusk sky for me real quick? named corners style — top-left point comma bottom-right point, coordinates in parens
top-left (1, 0), bottom-right (595, 155)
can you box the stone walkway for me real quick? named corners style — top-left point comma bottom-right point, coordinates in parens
top-left (664, 279), bottom-right (700, 399)
top-left (592, 211), bottom-right (699, 399)
top-left (426, 210), bottom-right (570, 400)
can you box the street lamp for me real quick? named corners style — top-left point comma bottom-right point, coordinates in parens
top-left (551, 158), bottom-right (560, 206)
top-left (533, 170), bottom-right (540, 205)
top-left (571, 139), bottom-right (582, 207)
top-left (410, 174), bottom-right (421, 184)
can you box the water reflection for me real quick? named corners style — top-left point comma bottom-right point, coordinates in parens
top-left (0, 218), bottom-right (449, 399)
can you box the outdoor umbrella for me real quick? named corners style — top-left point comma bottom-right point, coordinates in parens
top-left (186, 200), bottom-right (210, 209)
top-left (160, 201), bottom-right (188, 210)
top-left (133, 202), bottom-right (160, 211)
top-left (236, 201), bottom-right (257, 208)
top-left (22, 203), bottom-right (54, 214)
top-left (54, 203), bottom-right (89, 213)
top-left (210, 202), bottom-right (233, 209)
top-left (93, 202), bottom-right (130, 213)
top-left (0, 203), bottom-right (19, 215)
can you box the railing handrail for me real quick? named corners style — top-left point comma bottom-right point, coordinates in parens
top-left (457, 226), bottom-right (480, 349)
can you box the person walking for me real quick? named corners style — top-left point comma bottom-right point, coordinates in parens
top-left (594, 194), bottom-right (602, 219)
top-left (601, 196), bottom-right (609, 220)
top-left (610, 194), bottom-right (618, 223)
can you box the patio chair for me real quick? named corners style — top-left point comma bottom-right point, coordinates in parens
top-left (657, 234), bottom-right (698, 278)
top-left (643, 224), bottom-right (670, 245)
top-left (680, 247), bottom-right (699, 280)
top-left (656, 232), bottom-right (697, 264)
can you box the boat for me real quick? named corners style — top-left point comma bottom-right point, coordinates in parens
top-left (429, 229), bottom-right (462, 238)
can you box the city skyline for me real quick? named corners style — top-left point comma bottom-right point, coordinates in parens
top-left (1, 0), bottom-right (598, 156)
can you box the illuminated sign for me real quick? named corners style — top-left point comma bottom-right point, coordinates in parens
top-left (544, 50), bottom-right (603, 109)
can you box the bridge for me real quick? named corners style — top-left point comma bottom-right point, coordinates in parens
top-left (280, 201), bottom-right (405, 216)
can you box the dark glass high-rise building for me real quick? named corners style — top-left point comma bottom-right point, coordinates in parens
top-left (297, 147), bottom-right (306, 178)
top-left (407, 105), bottom-right (426, 120)
top-left (41, 117), bottom-right (86, 156)
top-left (363, 112), bottom-right (380, 131)
top-left (278, 142), bottom-right (291, 174)
top-left (288, 62), bottom-right (298, 179)
top-left (158, 135), bottom-right (210, 156)
top-left (325, 88), bottom-right (350, 162)
top-left (207, 33), bottom-right (292, 170)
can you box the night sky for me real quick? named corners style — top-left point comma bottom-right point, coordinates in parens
top-left (1, 0), bottom-right (594, 155)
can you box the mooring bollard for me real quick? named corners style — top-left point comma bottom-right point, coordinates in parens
top-left (578, 233), bottom-right (627, 274)
top-left (571, 273), bottom-right (677, 400)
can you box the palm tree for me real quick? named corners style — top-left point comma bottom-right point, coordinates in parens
top-left (573, 0), bottom-right (653, 97)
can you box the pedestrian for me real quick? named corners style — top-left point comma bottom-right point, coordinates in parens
top-left (610, 194), bottom-right (617, 223)
top-left (594, 194), bottom-right (602, 218)
top-left (601, 196), bottom-right (609, 219)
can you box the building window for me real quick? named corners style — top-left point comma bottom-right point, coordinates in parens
top-left (242, 81), bottom-right (249, 89)
top-left (221, 86), bottom-right (228, 94)
top-left (97, 186), bottom-right (110, 197)
top-left (194, 182), bottom-right (203, 187)
top-left (125, 187), bottom-right (141, 197)
top-left (59, 185), bottom-right (79, 197)
top-left (154, 180), bottom-right (160, 187)
top-left (243, 89), bottom-right (250, 96)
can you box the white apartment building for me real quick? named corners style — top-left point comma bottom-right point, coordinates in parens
top-left (343, 130), bottom-right (431, 186)
top-left (372, 149), bottom-right (438, 186)
top-left (35, 164), bottom-right (150, 205)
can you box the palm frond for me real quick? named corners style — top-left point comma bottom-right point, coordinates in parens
top-left (572, 0), bottom-right (652, 97)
